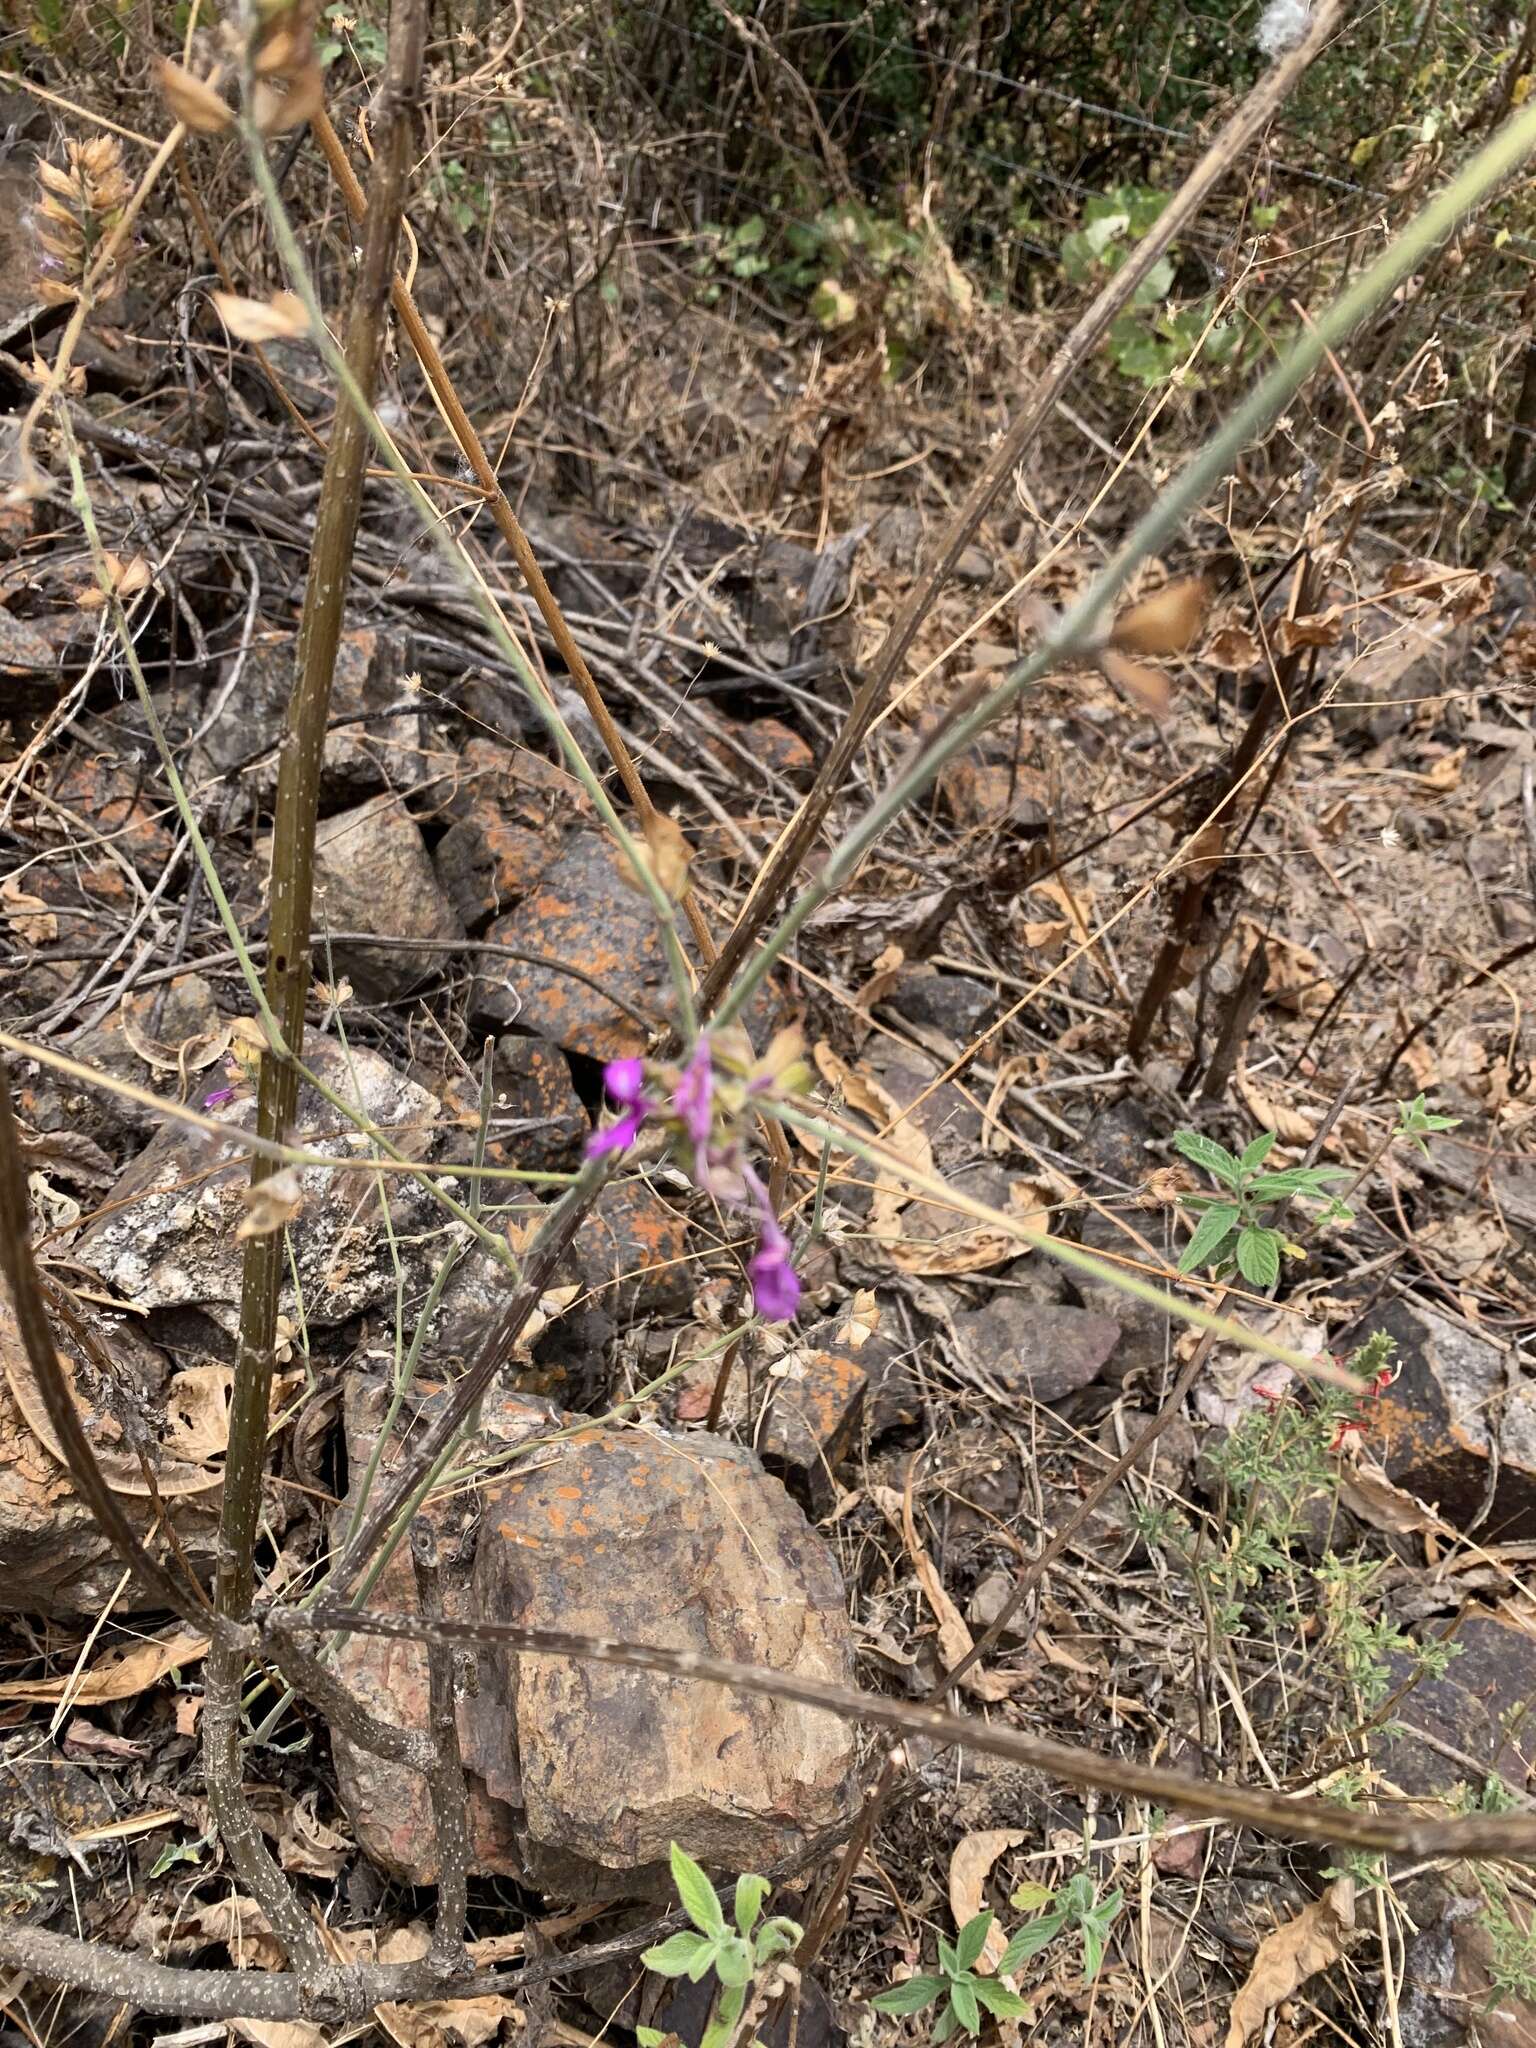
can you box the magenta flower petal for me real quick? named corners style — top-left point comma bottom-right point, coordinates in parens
top-left (749, 1221), bottom-right (801, 1322)
top-left (602, 1057), bottom-right (646, 1108)
top-left (586, 1106), bottom-right (645, 1158)
top-left (202, 1085), bottom-right (236, 1110)
top-left (673, 1037), bottom-right (714, 1155)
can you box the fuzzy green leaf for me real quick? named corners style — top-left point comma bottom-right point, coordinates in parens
top-left (870, 1977), bottom-right (946, 2015)
top-left (1172, 1130), bottom-right (1243, 1187)
top-left (1240, 1131), bottom-right (1278, 1172)
top-left (996, 1915), bottom-right (1065, 1974)
top-left (972, 1981), bottom-right (1033, 2018)
top-left (734, 1873), bottom-right (769, 1940)
top-left (1178, 1202), bottom-right (1242, 1274)
top-left (712, 1936), bottom-right (753, 1988)
top-left (642, 1932), bottom-right (716, 1979)
top-left (669, 1842), bottom-right (725, 1938)
top-left (1235, 1226), bottom-right (1281, 1290)
top-left (949, 1979), bottom-right (982, 2036)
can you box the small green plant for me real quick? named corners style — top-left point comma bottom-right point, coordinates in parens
top-left (640, 1843), bottom-right (803, 2048)
top-left (1393, 1091), bottom-right (1463, 1157)
top-left (1007, 1873), bottom-right (1125, 1982)
top-left (1173, 1128), bottom-right (1347, 1287)
top-left (1057, 183), bottom-right (1259, 385)
top-left (870, 1909), bottom-right (1034, 2037)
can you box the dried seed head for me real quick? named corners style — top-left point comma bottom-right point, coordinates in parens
top-left (31, 135), bottom-right (132, 306)
top-left (246, 0), bottom-right (325, 135)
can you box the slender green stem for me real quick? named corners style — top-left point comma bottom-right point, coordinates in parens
top-left (713, 97), bottom-right (1536, 1028)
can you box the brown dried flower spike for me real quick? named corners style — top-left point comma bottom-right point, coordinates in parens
top-left (32, 136), bottom-right (132, 307)
top-left (248, 0), bottom-right (325, 136)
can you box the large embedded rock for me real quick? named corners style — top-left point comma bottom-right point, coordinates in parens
top-left (74, 1035), bottom-right (443, 1340)
top-left (329, 1382), bottom-right (858, 1892)
top-left (953, 1296), bottom-right (1121, 1404)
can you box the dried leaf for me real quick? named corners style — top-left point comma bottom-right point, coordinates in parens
top-left (1225, 1879), bottom-right (1357, 2047)
top-left (1, 876), bottom-right (57, 945)
top-left (120, 1009), bottom-right (232, 1076)
top-left (1234, 1063), bottom-right (1317, 1148)
top-left (1098, 646), bottom-right (1171, 716)
top-left (883, 1225), bottom-right (1019, 1276)
top-left (233, 2023), bottom-right (326, 2048)
top-left (161, 1365), bottom-right (234, 1464)
top-left (618, 810), bottom-right (693, 902)
top-left (157, 57), bottom-right (236, 132)
top-left (0, 1628), bottom-right (208, 1704)
top-left (252, 62), bottom-right (325, 136)
top-left (212, 289), bottom-right (312, 342)
top-left (868, 1486), bottom-right (1028, 1702)
top-left (1277, 605), bottom-right (1344, 652)
top-left (376, 1923), bottom-right (521, 2048)
top-left (235, 1167), bottom-right (303, 1241)
top-left (186, 1895), bottom-right (286, 1974)
top-left (1203, 623), bottom-right (1262, 671)
top-left (1109, 577), bottom-right (1207, 656)
top-left (950, 1830), bottom-right (1027, 1972)
top-left (1336, 1460), bottom-right (1443, 1538)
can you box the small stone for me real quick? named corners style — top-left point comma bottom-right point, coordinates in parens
top-left (955, 546), bottom-right (994, 583)
top-left (434, 811), bottom-right (551, 931)
top-left (473, 831), bottom-right (676, 1060)
top-left (74, 1034), bottom-right (443, 1340)
top-left (1369, 1298), bottom-right (1536, 1538)
top-left (757, 1326), bottom-right (869, 1515)
top-left (953, 1297), bottom-right (1121, 1403)
top-left (966, 1569), bottom-right (1027, 1642)
top-left (198, 627), bottom-right (423, 803)
top-left (1074, 1209), bottom-right (1174, 1388)
top-left (938, 752), bottom-right (1048, 832)
top-left (441, 1035), bottom-right (586, 1172)
top-left (744, 717), bottom-right (815, 786)
top-left (473, 1420), bottom-right (858, 1891)
top-left (1379, 1610), bottom-right (1536, 1798)
top-left (571, 1177), bottom-right (692, 1318)
top-left (881, 970), bottom-right (1000, 1046)
top-left (864, 1040), bottom-right (984, 1172)
top-left (331, 1380), bottom-right (859, 1891)
top-left (1095, 1408), bottom-right (1197, 1492)
top-left (311, 794), bottom-right (465, 1000)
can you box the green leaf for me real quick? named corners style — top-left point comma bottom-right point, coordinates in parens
top-left (954, 1911), bottom-right (994, 1972)
top-left (754, 1916), bottom-right (802, 1961)
top-left (734, 1873), bottom-right (769, 1940)
top-left (1172, 1131), bottom-right (1243, 1187)
top-left (1009, 1881), bottom-right (1054, 1913)
top-left (1178, 1202), bottom-right (1242, 1274)
top-left (1131, 254), bottom-right (1175, 307)
top-left (716, 1984), bottom-right (746, 2030)
top-left (670, 1842), bottom-right (725, 1938)
top-left (712, 1935), bottom-right (753, 1987)
top-left (936, 1937), bottom-right (960, 1979)
top-left (996, 1916), bottom-right (1065, 1973)
top-left (972, 1981), bottom-right (1033, 2018)
top-left (1235, 1226), bottom-right (1281, 1290)
top-left (642, 1932), bottom-right (716, 1979)
top-left (1244, 1167), bottom-right (1344, 1199)
top-left (1081, 1917), bottom-right (1107, 1980)
top-left (635, 2030), bottom-right (670, 2048)
top-left (932, 2004), bottom-right (959, 2043)
top-left (1240, 1131), bottom-right (1278, 1172)
top-left (870, 1977), bottom-right (946, 2015)
top-left (949, 1979), bottom-right (982, 2035)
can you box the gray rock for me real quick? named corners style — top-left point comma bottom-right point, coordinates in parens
top-left (953, 1297), bottom-right (1121, 1403)
top-left (74, 1034), bottom-right (444, 1338)
top-left (311, 794), bottom-right (465, 1000)
top-left (881, 971), bottom-right (1000, 1046)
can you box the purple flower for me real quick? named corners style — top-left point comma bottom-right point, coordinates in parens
top-left (603, 1058), bottom-right (647, 1108)
top-left (202, 1085), bottom-right (235, 1110)
top-left (749, 1217), bottom-right (801, 1323)
top-left (673, 1038), bottom-right (714, 1153)
top-left (586, 1057), bottom-right (652, 1159)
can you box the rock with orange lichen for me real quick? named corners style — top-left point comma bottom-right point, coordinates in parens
top-left (474, 1420), bottom-right (859, 1892)
top-left (329, 1378), bottom-right (858, 1891)
top-left (471, 832), bottom-right (673, 1061)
